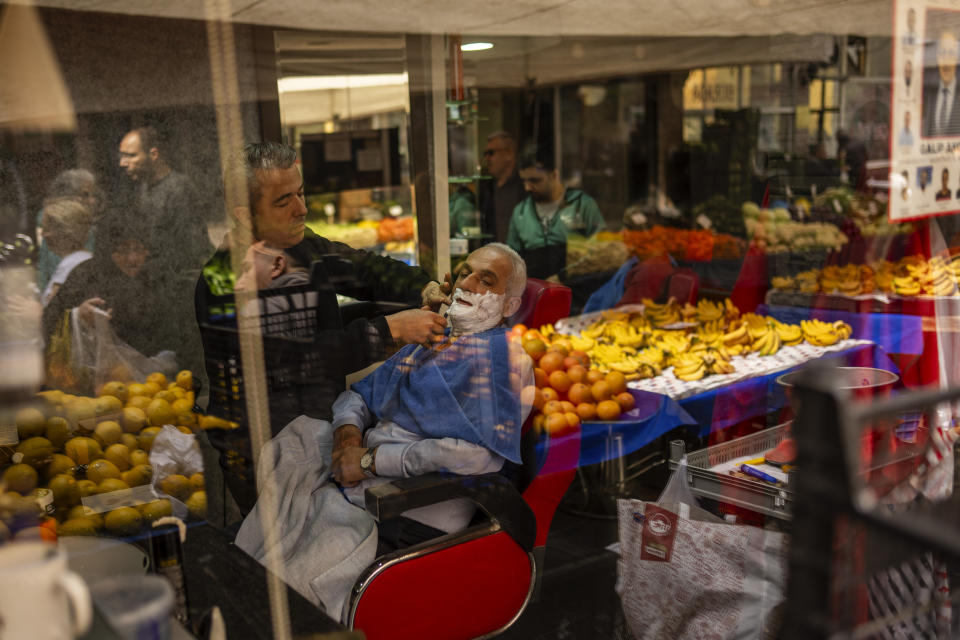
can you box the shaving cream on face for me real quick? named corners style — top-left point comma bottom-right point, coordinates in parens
top-left (447, 288), bottom-right (506, 335)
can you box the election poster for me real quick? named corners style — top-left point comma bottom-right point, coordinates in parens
top-left (890, 0), bottom-right (960, 221)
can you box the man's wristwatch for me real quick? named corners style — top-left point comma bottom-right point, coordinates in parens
top-left (359, 447), bottom-right (378, 478)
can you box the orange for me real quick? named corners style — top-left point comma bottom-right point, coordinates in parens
top-left (596, 400), bottom-right (622, 421)
top-left (560, 401), bottom-right (575, 414)
top-left (145, 398), bottom-right (176, 427)
top-left (569, 350), bottom-right (591, 368)
top-left (532, 388), bottom-right (545, 411)
top-left (567, 365), bottom-right (587, 384)
top-left (541, 387), bottom-right (560, 403)
top-left (605, 371), bottom-right (627, 395)
top-left (548, 370), bottom-right (572, 393)
top-left (534, 368), bottom-right (549, 388)
top-left (564, 412), bottom-right (581, 428)
top-left (576, 402), bottom-right (598, 421)
top-left (539, 352), bottom-right (565, 375)
top-left (127, 383), bottom-right (149, 398)
top-left (586, 369), bottom-right (606, 385)
top-left (126, 395), bottom-right (151, 411)
top-left (146, 372), bottom-right (168, 388)
top-left (522, 329), bottom-right (543, 343)
top-left (568, 382), bottom-right (592, 405)
top-left (615, 392), bottom-right (636, 412)
top-left (510, 324), bottom-right (527, 336)
top-left (542, 400), bottom-right (564, 416)
top-left (547, 340), bottom-right (571, 357)
top-left (523, 339), bottom-right (547, 362)
top-left (142, 382), bottom-right (162, 397)
top-left (591, 380), bottom-right (612, 403)
top-left (544, 413), bottom-right (568, 435)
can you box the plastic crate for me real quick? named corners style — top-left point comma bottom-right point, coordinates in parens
top-left (669, 423), bottom-right (794, 520)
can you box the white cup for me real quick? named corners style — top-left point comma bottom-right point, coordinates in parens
top-left (0, 541), bottom-right (93, 640)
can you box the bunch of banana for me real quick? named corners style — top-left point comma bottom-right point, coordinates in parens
top-left (949, 255), bottom-right (960, 279)
top-left (796, 270), bottom-right (819, 294)
top-left (580, 319), bottom-right (606, 340)
top-left (723, 298), bottom-right (741, 324)
top-left (925, 256), bottom-right (956, 296)
top-left (771, 276), bottom-right (795, 292)
top-left (771, 320), bottom-right (804, 346)
top-left (590, 343), bottom-right (637, 373)
top-left (700, 348), bottom-right (736, 375)
top-left (751, 325), bottom-right (782, 356)
top-left (539, 323), bottom-right (557, 339)
top-left (892, 274), bottom-right (921, 297)
top-left (655, 332), bottom-right (691, 360)
top-left (721, 321), bottom-right (750, 351)
top-left (680, 302), bottom-right (698, 321)
top-left (860, 265), bottom-right (877, 294)
top-left (672, 353), bottom-right (706, 382)
top-left (569, 335), bottom-right (596, 352)
top-left (801, 319), bottom-right (852, 346)
top-left (696, 299), bottom-right (725, 323)
top-left (643, 299), bottom-right (681, 326)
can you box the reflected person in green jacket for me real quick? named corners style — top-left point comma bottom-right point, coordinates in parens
top-left (506, 154), bottom-right (605, 279)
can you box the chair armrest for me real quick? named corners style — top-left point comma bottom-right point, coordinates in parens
top-left (364, 472), bottom-right (536, 552)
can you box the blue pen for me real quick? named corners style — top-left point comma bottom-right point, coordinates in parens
top-left (740, 464), bottom-right (780, 485)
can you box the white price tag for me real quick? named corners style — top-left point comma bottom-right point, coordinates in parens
top-left (0, 424), bottom-right (18, 446)
top-left (631, 212), bottom-right (648, 226)
top-left (695, 214), bottom-right (713, 230)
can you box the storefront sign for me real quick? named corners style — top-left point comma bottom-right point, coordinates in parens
top-left (890, 0), bottom-right (960, 221)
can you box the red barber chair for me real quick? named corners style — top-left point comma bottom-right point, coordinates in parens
top-left (347, 420), bottom-right (581, 640)
top-left (509, 278), bottom-right (573, 329)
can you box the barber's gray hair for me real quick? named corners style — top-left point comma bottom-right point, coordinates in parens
top-left (47, 169), bottom-right (95, 200)
top-left (482, 242), bottom-right (526, 298)
top-left (234, 142), bottom-right (298, 210)
top-left (486, 131), bottom-right (516, 153)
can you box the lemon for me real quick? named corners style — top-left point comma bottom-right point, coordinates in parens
top-left (94, 395), bottom-right (123, 418)
top-left (153, 390), bottom-right (178, 405)
top-left (67, 505), bottom-right (103, 529)
top-left (171, 398), bottom-right (194, 415)
top-left (170, 387), bottom-right (186, 400)
top-left (129, 449), bottom-right (150, 467)
top-left (104, 507), bottom-right (142, 536)
top-left (189, 472), bottom-right (205, 492)
top-left (121, 464), bottom-right (152, 487)
top-left (146, 372), bottom-right (168, 388)
top-left (48, 474), bottom-right (80, 508)
top-left (44, 453), bottom-right (76, 480)
top-left (103, 444), bottom-right (132, 471)
top-left (176, 370), bottom-right (193, 390)
top-left (120, 407), bottom-right (147, 433)
top-left (15, 437), bottom-right (54, 468)
top-left (59, 517), bottom-right (99, 537)
top-left (37, 389), bottom-right (65, 405)
top-left (142, 382), bottom-right (161, 397)
top-left (119, 433), bottom-right (139, 451)
top-left (98, 381), bottom-right (129, 404)
top-left (2, 464), bottom-right (38, 494)
top-left (145, 399), bottom-right (175, 427)
top-left (159, 474), bottom-right (192, 501)
top-left (127, 383), bottom-right (149, 398)
top-left (65, 397), bottom-right (96, 430)
top-left (138, 427), bottom-right (161, 452)
top-left (64, 437), bottom-right (101, 464)
top-left (93, 421), bottom-right (123, 447)
top-left (86, 459), bottom-right (121, 484)
top-left (44, 416), bottom-right (72, 448)
top-left (125, 396), bottom-right (151, 411)
top-left (176, 412), bottom-right (196, 428)
top-left (185, 491), bottom-right (207, 519)
top-left (139, 499), bottom-right (173, 523)
top-left (97, 478), bottom-right (129, 494)
top-left (15, 407), bottom-right (47, 439)
top-left (76, 480), bottom-right (98, 497)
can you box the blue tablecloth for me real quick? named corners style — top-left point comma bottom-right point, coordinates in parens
top-left (757, 304), bottom-right (924, 357)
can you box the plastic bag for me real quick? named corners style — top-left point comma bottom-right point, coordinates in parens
top-left (149, 425), bottom-right (204, 519)
top-left (69, 307), bottom-right (176, 393)
top-left (616, 457), bottom-right (787, 640)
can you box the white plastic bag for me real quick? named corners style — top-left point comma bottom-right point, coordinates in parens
top-left (149, 425), bottom-right (204, 519)
top-left (616, 458), bottom-right (787, 640)
top-left (70, 307), bottom-right (176, 392)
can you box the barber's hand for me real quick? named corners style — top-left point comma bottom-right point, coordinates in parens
top-left (421, 273), bottom-right (452, 311)
top-left (333, 424), bottom-right (362, 455)
top-left (386, 309), bottom-right (446, 346)
top-left (330, 446), bottom-right (367, 488)
top-left (77, 298), bottom-right (112, 327)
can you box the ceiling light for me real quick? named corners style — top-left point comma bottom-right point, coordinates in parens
top-left (277, 73), bottom-right (408, 93)
top-left (461, 42), bottom-right (494, 52)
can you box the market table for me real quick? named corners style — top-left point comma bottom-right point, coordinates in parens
top-left (764, 290), bottom-right (960, 387)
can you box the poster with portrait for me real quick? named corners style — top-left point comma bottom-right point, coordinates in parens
top-left (890, 0), bottom-right (960, 221)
